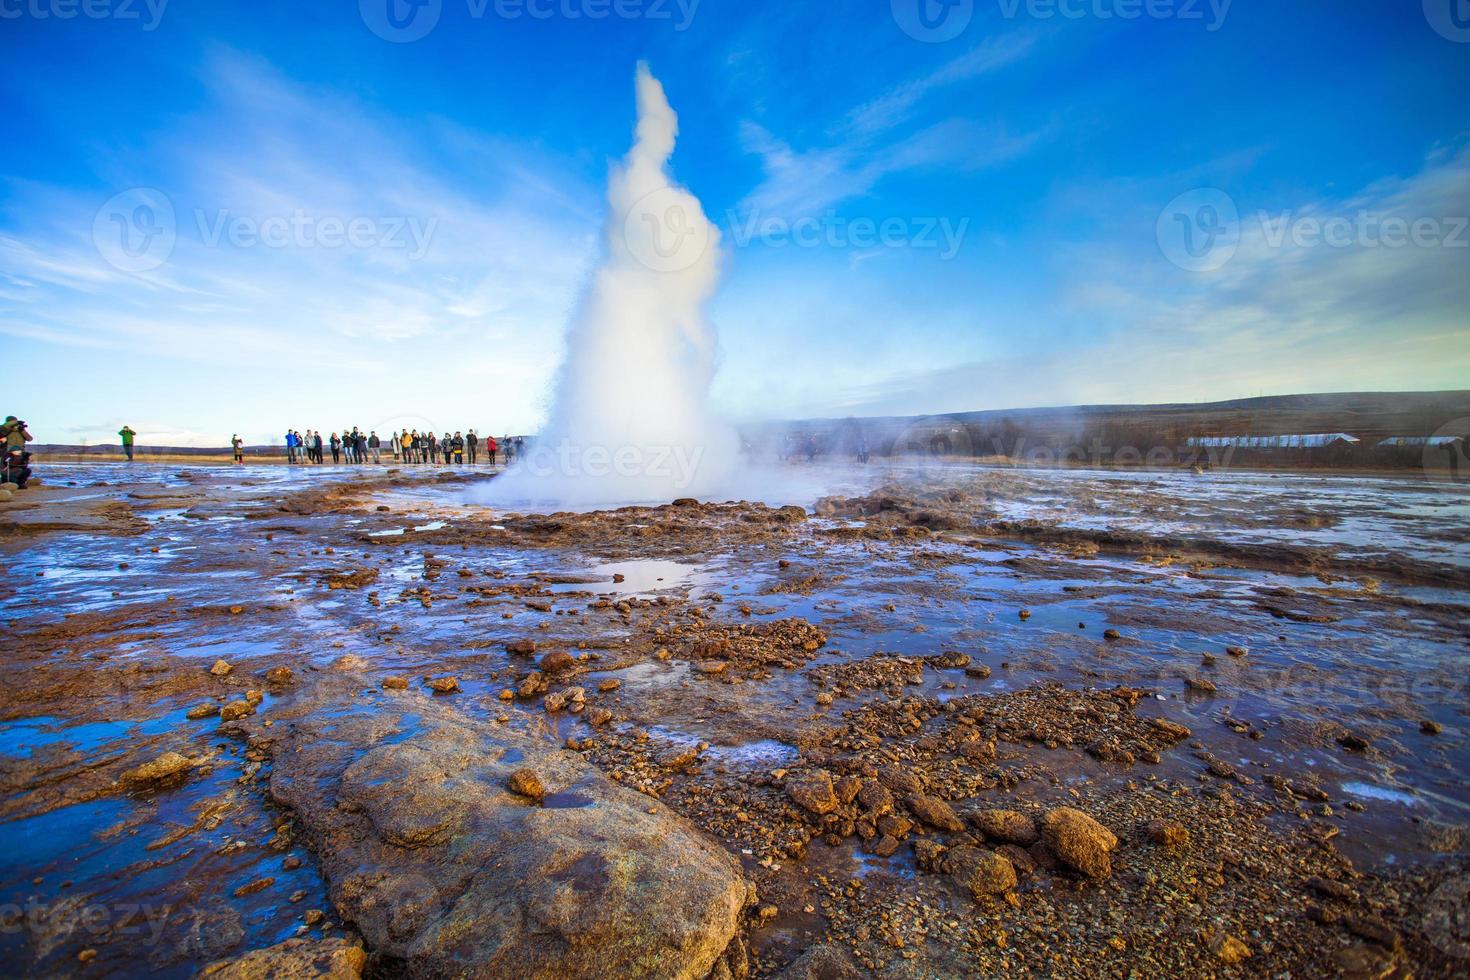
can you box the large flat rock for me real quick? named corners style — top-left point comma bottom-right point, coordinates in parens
top-left (242, 671), bottom-right (749, 978)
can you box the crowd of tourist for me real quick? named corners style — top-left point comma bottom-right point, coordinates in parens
top-left (278, 428), bottom-right (525, 467)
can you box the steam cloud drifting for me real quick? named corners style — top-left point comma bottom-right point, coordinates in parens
top-left (483, 63), bottom-right (738, 508)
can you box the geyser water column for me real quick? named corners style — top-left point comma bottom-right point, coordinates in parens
top-left (484, 63), bottom-right (738, 508)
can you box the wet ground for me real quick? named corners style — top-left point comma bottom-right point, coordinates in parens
top-left (1, 460), bottom-right (1467, 977)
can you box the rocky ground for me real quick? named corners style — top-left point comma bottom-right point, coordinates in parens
top-left (1, 461), bottom-right (1467, 978)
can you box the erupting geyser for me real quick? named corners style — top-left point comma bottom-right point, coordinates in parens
top-left (483, 63), bottom-right (738, 508)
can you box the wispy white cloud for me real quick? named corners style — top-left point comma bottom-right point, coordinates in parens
top-left (0, 51), bottom-right (603, 445)
top-left (837, 144), bottom-right (1470, 416)
top-left (737, 32), bottom-right (1047, 219)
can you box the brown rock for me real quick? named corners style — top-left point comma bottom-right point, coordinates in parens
top-left (944, 846), bottom-right (1017, 899)
top-left (220, 700), bottom-right (255, 722)
top-left (540, 650), bottom-right (575, 674)
top-left (1145, 819), bottom-right (1190, 847)
top-left (427, 677), bottom-right (460, 695)
top-left (120, 751), bottom-right (194, 787)
top-left (877, 765), bottom-right (922, 795)
top-left (210, 659), bottom-right (233, 677)
top-left (265, 666), bottom-right (294, 684)
top-left (871, 835), bottom-right (901, 858)
top-left (506, 639), bottom-right (537, 656)
top-left (506, 769), bottom-right (546, 801)
top-left (382, 676), bottom-right (410, 691)
top-left (907, 794), bottom-right (964, 833)
top-left (186, 703), bottom-right (220, 720)
top-left (786, 772), bottom-right (839, 816)
top-left (199, 937), bottom-right (367, 979)
top-left (970, 809), bottom-right (1038, 846)
top-left (1210, 933), bottom-right (1252, 965)
top-left (1040, 807), bottom-right (1117, 879)
top-left (857, 780), bottom-right (894, 815)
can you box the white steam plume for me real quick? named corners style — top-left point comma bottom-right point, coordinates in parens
top-left (482, 62), bottom-right (738, 508)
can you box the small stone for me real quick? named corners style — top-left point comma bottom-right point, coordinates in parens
top-left (1420, 719), bottom-right (1443, 735)
top-left (220, 701), bottom-right (255, 722)
top-left (265, 666), bottom-right (293, 684)
top-left (1145, 819), bottom-right (1189, 847)
top-left (1226, 645), bottom-right (1248, 657)
top-left (427, 677), bottom-right (460, 694)
top-left (540, 650), bottom-right (575, 674)
top-left (1041, 807), bottom-right (1117, 879)
top-left (907, 794), bottom-right (964, 833)
top-left (186, 703), bottom-right (220, 720)
top-left (304, 909), bottom-right (324, 925)
top-left (786, 771), bottom-right (840, 815)
top-left (381, 676), bottom-right (409, 690)
top-left (1337, 731), bottom-right (1371, 752)
top-left (121, 751), bottom-right (194, 787)
top-left (1210, 933), bottom-right (1252, 965)
top-left (506, 639), bottom-right (536, 656)
top-left (970, 810), bottom-right (1038, 846)
top-left (506, 769), bottom-right (545, 801)
top-left (210, 659), bottom-right (233, 677)
top-left (944, 846), bottom-right (1017, 899)
top-left (1103, 629), bottom-right (1122, 641)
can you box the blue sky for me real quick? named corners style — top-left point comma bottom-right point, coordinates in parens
top-left (2, 0), bottom-right (1468, 446)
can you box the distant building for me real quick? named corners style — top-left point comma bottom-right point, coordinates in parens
top-left (1374, 435), bottom-right (1465, 449)
top-left (1187, 433), bottom-right (1361, 449)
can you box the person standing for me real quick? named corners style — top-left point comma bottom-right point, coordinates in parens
top-left (118, 425), bottom-right (136, 461)
top-left (442, 432), bottom-right (453, 465)
top-left (487, 433), bottom-right (498, 466)
top-left (452, 431), bottom-right (464, 465)
top-left (284, 430), bottom-right (296, 464)
top-left (329, 432), bottom-right (341, 464)
top-left (312, 430), bottom-right (323, 464)
top-left (369, 431), bottom-right (381, 463)
top-left (232, 434), bottom-right (244, 464)
top-left (466, 429), bottom-right (478, 465)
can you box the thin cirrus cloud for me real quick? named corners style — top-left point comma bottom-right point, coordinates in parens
top-left (0, 50), bottom-right (599, 390)
top-left (735, 33), bottom-right (1050, 220)
top-left (841, 143), bottom-right (1470, 417)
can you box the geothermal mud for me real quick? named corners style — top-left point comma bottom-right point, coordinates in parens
top-left (1, 462), bottom-right (1468, 978)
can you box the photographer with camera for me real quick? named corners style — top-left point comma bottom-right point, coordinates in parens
top-left (1, 416), bottom-right (33, 490)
